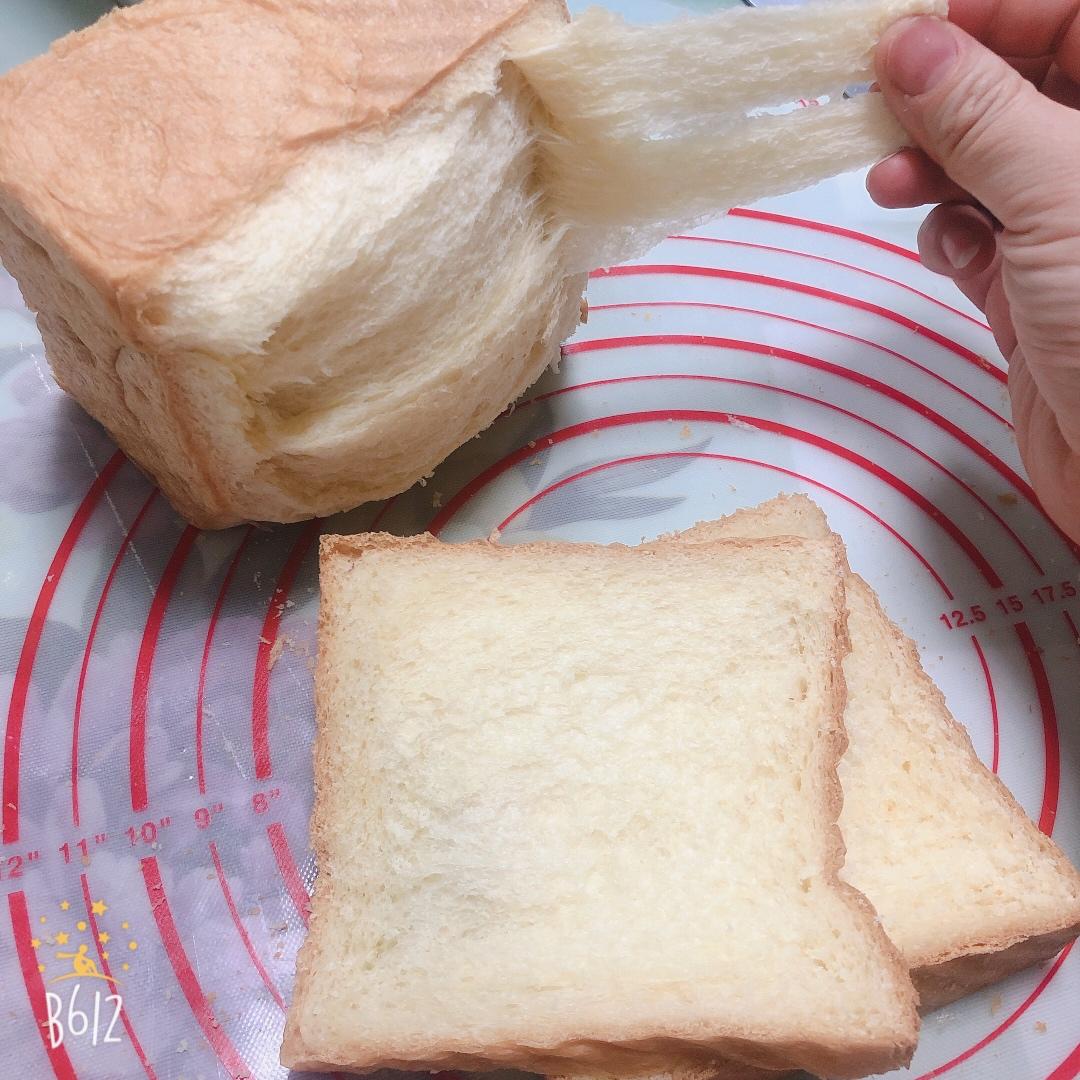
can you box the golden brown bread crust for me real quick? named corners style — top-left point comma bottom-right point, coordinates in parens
top-left (0, 204), bottom-right (228, 523)
top-left (0, 0), bottom-right (539, 338)
top-left (2, 187), bottom-right (586, 528)
top-left (913, 924), bottom-right (1080, 1013)
top-left (283, 532), bottom-right (918, 1079)
top-left (550, 1068), bottom-right (775, 1080)
top-left (856, 595), bottom-right (1080, 1010)
top-left (848, 571), bottom-right (1080, 1006)
top-left (280, 535), bottom-right (341, 1067)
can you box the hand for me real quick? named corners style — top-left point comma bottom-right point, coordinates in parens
top-left (867, 1), bottom-right (1080, 543)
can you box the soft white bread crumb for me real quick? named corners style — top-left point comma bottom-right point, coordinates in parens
top-left (515, 0), bottom-right (946, 134)
top-left (511, 0), bottom-right (948, 269)
top-left (283, 532), bottom-right (918, 1078)
top-left (663, 495), bottom-right (1080, 1010)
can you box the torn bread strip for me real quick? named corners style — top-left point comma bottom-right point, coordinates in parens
top-left (535, 93), bottom-right (907, 234)
top-left (512, 0), bottom-right (947, 136)
top-left (510, 0), bottom-right (947, 270)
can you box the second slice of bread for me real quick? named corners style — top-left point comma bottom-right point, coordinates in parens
top-left (282, 532), bottom-right (918, 1078)
top-left (658, 495), bottom-right (1080, 1011)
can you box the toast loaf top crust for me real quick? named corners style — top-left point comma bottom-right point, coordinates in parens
top-left (0, 0), bottom-right (547, 326)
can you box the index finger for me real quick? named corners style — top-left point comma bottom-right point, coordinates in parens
top-left (948, 0), bottom-right (1080, 79)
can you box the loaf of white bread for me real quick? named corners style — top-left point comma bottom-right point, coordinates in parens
top-left (0, 0), bottom-right (943, 527)
top-left (283, 531), bottom-right (920, 1079)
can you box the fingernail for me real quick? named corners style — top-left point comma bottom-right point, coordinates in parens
top-left (882, 17), bottom-right (959, 96)
top-left (940, 229), bottom-right (981, 271)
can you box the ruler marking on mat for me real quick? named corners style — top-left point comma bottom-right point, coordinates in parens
top-left (916, 943), bottom-right (1073, 1079)
top-left (8, 890), bottom-right (79, 1079)
top-left (575, 299), bottom-right (1011, 427)
top-left (668, 232), bottom-right (991, 331)
top-left (1015, 622), bottom-right (1061, 837)
top-left (252, 519), bottom-right (321, 782)
top-left (140, 856), bottom-right (251, 1077)
top-left (129, 526), bottom-right (200, 814)
top-left (489, 449), bottom-right (955, 600)
top-left (1047, 1039), bottom-right (1080, 1080)
top-left (72, 489), bottom-right (158, 827)
top-left (727, 207), bottom-right (923, 264)
top-left (266, 822), bottom-right (310, 927)
top-left (430, 409), bottom-right (999, 591)
top-left (517, 363), bottom-right (1042, 574)
top-left (197, 527), bottom-right (255, 796)
top-left (79, 873), bottom-right (158, 1079)
top-left (4, 451), bottom-right (126, 846)
top-left (588, 263), bottom-right (1005, 383)
top-left (561, 334), bottom-right (1051, 554)
top-left (209, 840), bottom-right (287, 1011)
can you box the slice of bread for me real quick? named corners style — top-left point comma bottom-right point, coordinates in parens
top-left (282, 532), bottom-right (918, 1079)
top-left (658, 495), bottom-right (1080, 1012)
top-left (511, 0), bottom-right (947, 269)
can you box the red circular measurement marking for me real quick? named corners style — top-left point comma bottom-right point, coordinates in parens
top-left (1047, 1039), bottom-right (1080, 1080)
top-left (80, 871), bottom-right (158, 1079)
top-left (428, 409), bottom-right (1000, 591)
top-left (8, 889), bottom-right (78, 1079)
top-left (1015, 622), bottom-right (1061, 837)
top-left (915, 942), bottom-right (1074, 1079)
top-left (970, 635), bottom-right (1000, 775)
top-left (589, 264), bottom-right (1006, 383)
top-left (669, 232), bottom-right (991, 331)
top-left (562, 332), bottom-right (1051, 560)
top-left (73, 500), bottom-right (279, 1073)
top-left (266, 822), bottom-right (311, 926)
top-left (585, 299), bottom-right (1010, 428)
top-left (514, 368), bottom-right (1039, 577)
top-left (4, 449), bottom-right (126, 845)
top-left (727, 207), bottom-right (922, 263)
top-left (72, 488), bottom-right (158, 827)
top-left (196, 527), bottom-right (254, 795)
top-left (488, 451), bottom-right (954, 597)
top-left (252, 519), bottom-right (322, 782)
top-left (209, 840), bottom-right (286, 1011)
top-left (140, 855), bottom-right (252, 1078)
top-left (130, 525), bottom-right (200, 814)
top-left (248, 502), bottom-right (382, 908)
top-left (250, 498), bottom-right (388, 794)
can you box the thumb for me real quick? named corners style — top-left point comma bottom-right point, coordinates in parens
top-left (875, 16), bottom-right (1080, 231)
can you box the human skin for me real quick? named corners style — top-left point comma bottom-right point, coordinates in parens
top-left (867, 1), bottom-right (1080, 543)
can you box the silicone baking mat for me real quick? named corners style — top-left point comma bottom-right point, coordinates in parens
top-left (1, 17), bottom-right (1078, 1080)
